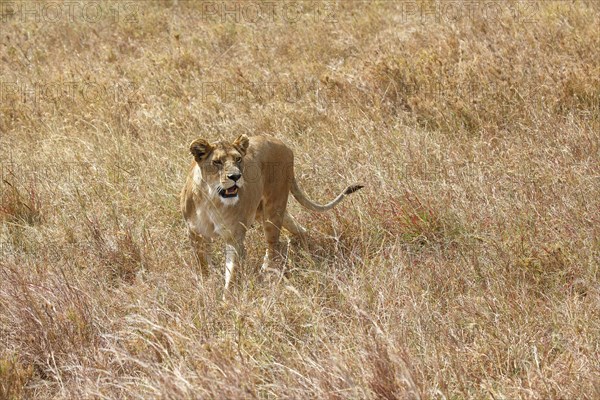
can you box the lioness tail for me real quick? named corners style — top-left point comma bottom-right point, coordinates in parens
top-left (290, 178), bottom-right (363, 212)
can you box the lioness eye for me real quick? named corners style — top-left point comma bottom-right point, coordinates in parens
top-left (212, 160), bottom-right (222, 167)
top-left (235, 157), bottom-right (242, 163)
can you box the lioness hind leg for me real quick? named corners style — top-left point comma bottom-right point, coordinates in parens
top-left (261, 207), bottom-right (285, 273)
top-left (283, 211), bottom-right (307, 238)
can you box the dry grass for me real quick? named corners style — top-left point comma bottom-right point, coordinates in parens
top-left (1, 1), bottom-right (599, 398)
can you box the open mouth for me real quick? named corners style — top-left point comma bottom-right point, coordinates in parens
top-left (219, 185), bottom-right (239, 198)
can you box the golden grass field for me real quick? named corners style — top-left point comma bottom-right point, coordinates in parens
top-left (1, 1), bottom-right (599, 398)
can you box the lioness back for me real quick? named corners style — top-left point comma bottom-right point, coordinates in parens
top-left (246, 136), bottom-right (294, 199)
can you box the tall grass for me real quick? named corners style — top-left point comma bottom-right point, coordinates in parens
top-left (1, 1), bottom-right (599, 398)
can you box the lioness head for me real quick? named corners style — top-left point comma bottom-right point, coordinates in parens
top-left (189, 134), bottom-right (250, 205)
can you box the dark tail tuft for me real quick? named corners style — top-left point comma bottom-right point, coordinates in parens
top-left (344, 184), bottom-right (364, 195)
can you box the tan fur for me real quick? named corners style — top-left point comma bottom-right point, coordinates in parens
top-left (180, 134), bottom-right (362, 296)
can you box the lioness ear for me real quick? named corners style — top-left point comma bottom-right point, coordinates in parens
top-left (233, 134), bottom-right (250, 155)
top-left (189, 138), bottom-right (214, 163)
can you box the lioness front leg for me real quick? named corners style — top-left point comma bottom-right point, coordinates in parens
top-left (223, 233), bottom-right (246, 297)
top-left (189, 230), bottom-right (211, 276)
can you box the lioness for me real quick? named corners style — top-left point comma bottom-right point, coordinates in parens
top-left (180, 134), bottom-right (362, 293)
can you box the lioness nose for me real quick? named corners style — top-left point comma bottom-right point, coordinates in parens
top-left (228, 173), bottom-right (241, 182)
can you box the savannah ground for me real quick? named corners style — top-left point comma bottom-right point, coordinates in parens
top-left (1, 1), bottom-right (599, 399)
